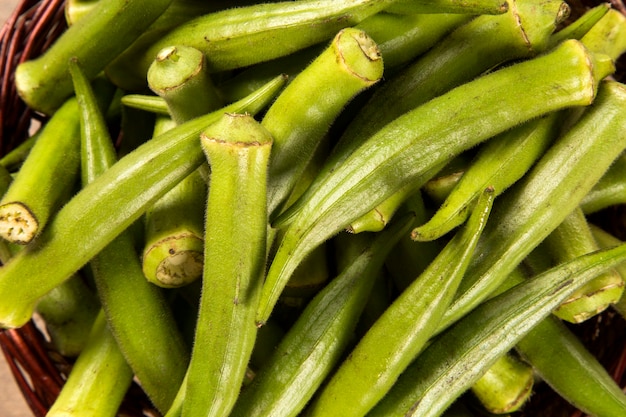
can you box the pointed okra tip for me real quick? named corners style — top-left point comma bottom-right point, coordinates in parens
top-left (0, 203), bottom-right (39, 245)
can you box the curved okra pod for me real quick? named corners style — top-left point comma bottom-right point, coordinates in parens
top-left (182, 114), bottom-right (272, 417)
top-left (258, 40), bottom-right (612, 326)
top-left (15, 0), bottom-right (174, 114)
top-left (368, 241), bottom-right (626, 417)
top-left (516, 314), bottom-right (626, 417)
top-left (0, 98), bottom-right (81, 244)
top-left (70, 59), bottom-right (190, 411)
top-left (543, 207), bottom-right (624, 323)
top-left (230, 214), bottom-right (414, 417)
top-left (307, 188), bottom-right (494, 417)
top-left (0, 75), bottom-right (285, 330)
top-left (262, 27), bottom-right (383, 217)
top-left (386, 0), bottom-right (508, 14)
top-left (46, 311), bottom-right (134, 417)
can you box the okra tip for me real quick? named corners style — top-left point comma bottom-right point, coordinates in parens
top-left (0, 202), bottom-right (39, 245)
top-left (335, 28), bottom-right (384, 85)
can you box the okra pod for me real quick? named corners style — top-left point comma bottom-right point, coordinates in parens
top-left (0, 133), bottom-right (38, 172)
top-left (308, 188), bottom-right (494, 417)
top-left (15, 0), bottom-right (174, 114)
top-left (0, 75), bottom-right (285, 329)
top-left (230, 214), bottom-right (414, 417)
top-left (589, 225), bottom-right (626, 319)
top-left (369, 241), bottom-right (626, 417)
top-left (182, 114), bottom-right (272, 417)
top-left (581, 153), bottom-right (626, 214)
top-left (386, 0), bottom-right (508, 14)
top-left (259, 39), bottom-right (612, 325)
top-left (0, 98), bottom-right (81, 244)
top-left (120, 94), bottom-right (170, 115)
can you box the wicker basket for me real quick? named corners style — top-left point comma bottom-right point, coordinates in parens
top-left (1, 1), bottom-right (626, 416)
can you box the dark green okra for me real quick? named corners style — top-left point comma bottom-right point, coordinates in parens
top-left (0, 75), bottom-right (285, 330)
top-left (46, 311), bottom-right (134, 417)
top-left (230, 214), bottom-right (414, 417)
top-left (0, 98), bottom-right (81, 244)
top-left (15, 0), bottom-right (174, 114)
top-left (437, 80), bottom-right (626, 335)
top-left (368, 241), bottom-right (626, 417)
top-left (70, 59), bottom-right (190, 411)
top-left (308, 188), bottom-right (494, 417)
top-left (183, 114), bottom-right (272, 417)
top-left (258, 39), bottom-right (612, 326)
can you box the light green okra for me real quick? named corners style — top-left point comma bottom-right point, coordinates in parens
top-left (548, 3), bottom-right (610, 47)
top-left (259, 39), bottom-right (612, 326)
top-left (590, 225), bottom-right (626, 319)
top-left (230, 214), bottom-right (414, 417)
top-left (0, 75), bottom-right (286, 330)
top-left (368, 241), bottom-right (626, 417)
top-left (308, 188), bottom-right (494, 417)
top-left (120, 94), bottom-right (171, 115)
top-left (183, 114), bottom-right (272, 417)
top-left (70, 59), bottom-right (190, 411)
top-left (15, 0), bottom-right (174, 114)
top-left (386, 0), bottom-right (508, 14)
top-left (0, 133), bottom-right (38, 172)
top-left (581, 153), bottom-right (626, 214)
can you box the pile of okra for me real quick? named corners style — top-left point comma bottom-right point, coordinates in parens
top-left (5, 0), bottom-right (626, 415)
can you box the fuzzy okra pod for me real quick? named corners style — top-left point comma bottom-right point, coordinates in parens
top-left (0, 98), bottom-right (81, 244)
top-left (386, 0), bottom-right (508, 14)
top-left (368, 241), bottom-right (626, 417)
top-left (230, 215), bottom-right (413, 417)
top-left (258, 39), bottom-right (612, 326)
top-left (0, 75), bottom-right (285, 330)
top-left (581, 153), bottom-right (626, 214)
top-left (182, 114), bottom-right (272, 417)
top-left (15, 0), bottom-right (174, 114)
top-left (307, 188), bottom-right (494, 417)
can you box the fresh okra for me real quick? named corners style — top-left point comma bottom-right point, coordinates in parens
top-left (307, 188), bottom-right (494, 417)
top-left (589, 225), bottom-right (626, 319)
top-left (120, 94), bottom-right (171, 115)
top-left (259, 39), bottom-right (612, 326)
top-left (368, 241), bottom-right (626, 417)
top-left (183, 114), bottom-right (272, 417)
top-left (230, 214), bottom-right (414, 417)
top-left (386, 0), bottom-right (508, 14)
top-left (15, 0), bottom-right (174, 114)
top-left (0, 133), bottom-right (38, 172)
top-left (0, 75), bottom-right (285, 330)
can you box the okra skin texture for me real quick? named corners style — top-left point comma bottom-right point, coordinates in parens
top-left (581, 153), bottom-right (626, 214)
top-left (0, 76), bottom-right (286, 329)
top-left (438, 80), bottom-right (626, 334)
top-left (259, 39), bottom-right (612, 326)
top-left (308, 188), bottom-right (494, 417)
top-left (46, 311), bottom-right (134, 417)
top-left (386, 0), bottom-right (508, 14)
top-left (516, 315), bottom-right (626, 417)
top-left (369, 242), bottom-right (626, 417)
top-left (0, 98), bottom-right (81, 244)
top-left (182, 114), bottom-right (272, 417)
top-left (263, 27), bottom-right (383, 217)
top-left (231, 215), bottom-right (413, 417)
top-left (15, 0), bottom-right (174, 115)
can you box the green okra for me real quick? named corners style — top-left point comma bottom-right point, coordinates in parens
top-left (230, 214), bottom-right (414, 417)
top-left (368, 241), bottom-right (626, 417)
top-left (589, 225), bottom-right (626, 319)
top-left (0, 75), bottom-right (285, 330)
top-left (15, 0), bottom-right (174, 114)
top-left (0, 133), bottom-right (38, 172)
top-left (412, 111), bottom-right (562, 241)
top-left (386, 0), bottom-right (508, 14)
top-left (578, 7), bottom-right (626, 61)
top-left (436, 80), bottom-right (626, 336)
top-left (581, 153), bottom-right (626, 214)
top-left (0, 98), bottom-right (81, 244)
top-left (183, 114), bottom-right (273, 417)
top-left (65, 0), bottom-right (100, 25)
top-left (120, 94), bottom-right (170, 115)
top-left (46, 311), bottom-right (134, 417)
top-left (548, 3), bottom-right (610, 47)
top-left (259, 39), bottom-right (612, 326)
top-left (543, 207), bottom-right (624, 323)
top-left (516, 314), bottom-right (626, 417)
top-left (70, 59), bottom-right (190, 411)
top-left (107, 0), bottom-right (397, 91)
top-left (308, 188), bottom-right (494, 417)
top-left (262, 27), bottom-right (383, 217)
top-left (470, 353), bottom-right (534, 414)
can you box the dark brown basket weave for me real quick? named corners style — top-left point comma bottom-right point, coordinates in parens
top-left (1, 1), bottom-right (626, 416)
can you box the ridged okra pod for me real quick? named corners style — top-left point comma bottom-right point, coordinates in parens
top-left (437, 80), bottom-right (626, 334)
top-left (182, 114), bottom-right (272, 417)
top-left (581, 153), bottom-right (626, 214)
top-left (258, 39), bottom-right (612, 326)
top-left (107, 0), bottom-right (397, 91)
top-left (0, 98), bottom-right (81, 244)
top-left (262, 27), bottom-right (383, 217)
top-left (70, 59), bottom-right (190, 411)
top-left (230, 215), bottom-right (413, 417)
top-left (308, 188), bottom-right (494, 417)
top-left (0, 75), bottom-right (285, 329)
top-left (368, 241), bottom-right (626, 417)
top-left (386, 0), bottom-right (508, 14)
top-left (15, 0), bottom-right (174, 114)
top-left (46, 311), bottom-right (134, 417)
